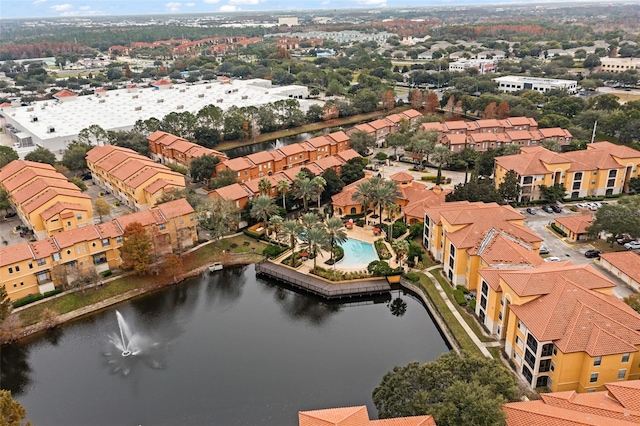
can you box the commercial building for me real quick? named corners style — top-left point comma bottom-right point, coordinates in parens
top-left (477, 262), bottom-right (640, 392)
top-left (494, 76), bottom-right (578, 94)
top-left (598, 57), bottom-right (640, 73)
top-left (0, 199), bottom-right (196, 301)
top-left (0, 160), bottom-right (93, 239)
top-left (448, 59), bottom-right (496, 74)
top-left (86, 145), bottom-right (186, 210)
top-left (494, 142), bottom-right (640, 202)
top-left (1, 79), bottom-right (319, 154)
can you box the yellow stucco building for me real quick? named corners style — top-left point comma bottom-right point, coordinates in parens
top-left (495, 142), bottom-right (640, 202)
top-left (477, 262), bottom-right (640, 392)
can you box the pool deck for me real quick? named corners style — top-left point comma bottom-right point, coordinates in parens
top-left (255, 261), bottom-right (392, 299)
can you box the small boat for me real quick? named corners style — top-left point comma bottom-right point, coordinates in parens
top-left (208, 262), bottom-right (223, 272)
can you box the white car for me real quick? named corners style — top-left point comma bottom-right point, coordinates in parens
top-left (624, 241), bottom-right (640, 250)
top-left (544, 256), bottom-right (561, 262)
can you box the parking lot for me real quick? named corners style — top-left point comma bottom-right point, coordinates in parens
top-left (521, 202), bottom-right (637, 299)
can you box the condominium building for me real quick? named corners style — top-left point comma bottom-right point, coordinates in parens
top-left (477, 262), bottom-right (640, 392)
top-left (0, 160), bottom-right (93, 239)
top-left (494, 142), bottom-right (640, 202)
top-left (87, 145), bottom-right (186, 210)
top-left (494, 76), bottom-right (579, 94)
top-left (298, 406), bottom-right (436, 426)
top-left (0, 199), bottom-right (196, 302)
top-left (147, 131), bottom-right (228, 170)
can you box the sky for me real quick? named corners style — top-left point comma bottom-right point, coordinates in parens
top-left (1, 0), bottom-right (575, 19)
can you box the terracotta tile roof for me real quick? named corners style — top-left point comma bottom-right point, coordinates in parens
top-left (599, 251), bottom-right (640, 285)
top-left (443, 134), bottom-right (467, 145)
top-left (447, 219), bottom-right (542, 250)
top-left (126, 167), bottom-right (183, 189)
top-left (495, 147), bottom-right (571, 176)
top-left (443, 121), bottom-right (468, 131)
top-left (93, 150), bottom-right (140, 173)
top-left (1, 167), bottom-right (65, 193)
top-left (313, 155), bottom-right (343, 171)
top-left (563, 148), bottom-right (622, 172)
top-left (390, 171), bottom-right (414, 183)
top-left (423, 201), bottom-right (473, 225)
top-left (115, 209), bottom-right (160, 231)
top-left (53, 89), bottom-right (77, 98)
top-left (166, 139), bottom-right (193, 154)
top-left (52, 225), bottom-right (101, 249)
top-left (504, 398), bottom-right (639, 426)
top-left (40, 201), bottom-right (87, 221)
top-left (246, 151), bottom-right (274, 165)
top-left (185, 145), bottom-right (227, 160)
top-left (212, 183), bottom-right (253, 201)
top-left (243, 175), bottom-right (280, 195)
top-left (335, 149), bottom-right (361, 163)
top-left (538, 127), bottom-right (572, 139)
top-left (353, 123), bottom-right (376, 134)
top-left (371, 417), bottom-right (436, 426)
top-left (402, 186), bottom-right (450, 220)
top-left (278, 143), bottom-right (307, 156)
top-left (307, 136), bottom-right (332, 149)
top-left (95, 221), bottom-right (122, 239)
top-left (155, 198), bottom-right (194, 220)
top-left (298, 406), bottom-right (436, 426)
top-left (401, 109), bottom-right (422, 119)
top-left (475, 232), bottom-right (544, 267)
top-left (555, 215), bottom-right (593, 235)
top-left (421, 122), bottom-right (443, 132)
top-left (0, 160), bottom-right (56, 184)
top-left (326, 131), bottom-right (350, 143)
top-left (29, 238), bottom-right (58, 259)
top-left (506, 117), bottom-right (537, 127)
top-left (589, 141), bottom-right (640, 159)
top-left (111, 158), bottom-right (162, 182)
top-left (468, 133), bottom-right (499, 143)
top-left (370, 119), bottom-right (392, 130)
top-left (605, 381), bottom-right (640, 412)
top-left (13, 177), bottom-right (79, 204)
top-left (386, 113), bottom-right (404, 124)
top-left (468, 118), bottom-right (502, 129)
top-left (506, 130), bottom-right (537, 141)
top-left (143, 179), bottom-right (175, 194)
top-left (22, 188), bottom-right (90, 214)
top-left (222, 157), bottom-right (254, 171)
top-left (0, 243), bottom-right (34, 267)
top-left (332, 176), bottom-right (370, 207)
top-left (151, 78), bottom-right (172, 86)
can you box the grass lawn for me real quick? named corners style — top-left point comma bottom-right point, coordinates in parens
top-left (430, 269), bottom-right (493, 343)
top-left (412, 236), bottom-right (438, 268)
top-left (415, 274), bottom-right (483, 356)
top-left (181, 235), bottom-right (262, 271)
top-left (591, 239), bottom-right (628, 253)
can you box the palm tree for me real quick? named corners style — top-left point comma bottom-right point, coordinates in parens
top-left (409, 129), bottom-right (437, 166)
top-left (257, 178), bottom-right (272, 196)
top-left (374, 180), bottom-right (401, 227)
top-left (300, 212), bottom-right (321, 239)
top-left (250, 195), bottom-right (278, 226)
top-left (432, 145), bottom-right (452, 185)
top-left (268, 215), bottom-right (283, 242)
top-left (276, 179), bottom-right (291, 211)
top-left (385, 203), bottom-right (401, 242)
top-left (311, 176), bottom-right (326, 209)
top-left (325, 217), bottom-right (348, 263)
top-left (351, 179), bottom-right (373, 221)
top-left (293, 177), bottom-right (316, 212)
top-left (391, 239), bottom-right (410, 266)
top-left (305, 226), bottom-right (329, 271)
top-left (281, 220), bottom-right (302, 267)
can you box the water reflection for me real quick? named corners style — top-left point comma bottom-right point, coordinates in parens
top-left (223, 133), bottom-right (313, 158)
top-left (1, 343), bottom-right (32, 396)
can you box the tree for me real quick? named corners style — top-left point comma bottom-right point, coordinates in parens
top-left (196, 198), bottom-right (238, 240)
top-left (496, 102), bottom-right (510, 119)
top-left (190, 154), bottom-right (221, 183)
top-left (68, 176), bottom-right (87, 191)
top-left (193, 127), bottom-right (221, 148)
top-left (409, 89), bottom-right (424, 110)
top-left (77, 124), bottom-right (109, 146)
top-left (94, 198), bottom-right (111, 223)
top-left (349, 131), bottom-right (376, 156)
top-left (498, 170), bottom-right (521, 202)
top-left (120, 222), bottom-right (152, 275)
top-left (391, 239), bottom-right (410, 266)
top-left (0, 146), bottom-right (18, 168)
top-left (432, 145), bottom-right (451, 185)
top-left (341, 157), bottom-right (366, 185)
top-left (381, 90), bottom-right (395, 111)
top-left (156, 188), bottom-right (201, 209)
top-left (257, 178), bottom-right (272, 196)
top-left (368, 260), bottom-right (395, 276)
top-left (282, 220), bottom-right (302, 266)
top-left (539, 184), bottom-right (567, 203)
top-left (0, 285), bottom-right (11, 322)
top-left (446, 179), bottom-right (504, 204)
top-left (68, 264), bottom-right (100, 294)
top-left (541, 139), bottom-right (561, 152)
top-left (209, 169), bottom-right (237, 190)
top-left (0, 390), bottom-right (31, 426)
top-left (164, 253), bottom-right (183, 284)
top-left (425, 92), bottom-right (439, 113)
top-left (587, 196), bottom-right (640, 243)
top-left (629, 177), bottom-right (640, 194)
top-left (250, 195), bottom-right (278, 225)
top-left (268, 215), bottom-right (283, 242)
top-left (373, 179), bottom-right (401, 227)
top-left (385, 204), bottom-right (402, 242)
top-left (311, 176), bottom-right (326, 208)
top-left (482, 102), bottom-right (497, 119)
top-left (24, 146), bottom-right (56, 166)
top-left (386, 132), bottom-right (409, 161)
top-left (293, 177), bottom-right (316, 212)
top-left (372, 351), bottom-right (518, 423)
top-left (325, 217), bottom-right (347, 264)
top-left (62, 141), bottom-right (91, 171)
top-left (321, 169), bottom-right (344, 199)
top-left (583, 54), bottom-right (601, 70)
top-left (108, 130), bottom-right (150, 156)
top-left (305, 226), bottom-right (329, 271)
top-left (0, 188), bottom-right (11, 216)
top-left (276, 179), bottom-right (291, 210)
top-left (351, 179), bottom-right (373, 217)
top-left (409, 129), bottom-right (438, 166)
top-left (624, 293), bottom-right (640, 314)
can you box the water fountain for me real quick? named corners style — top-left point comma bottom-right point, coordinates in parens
top-left (110, 310), bottom-right (141, 357)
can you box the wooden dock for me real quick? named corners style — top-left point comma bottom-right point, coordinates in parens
top-left (255, 261), bottom-right (391, 299)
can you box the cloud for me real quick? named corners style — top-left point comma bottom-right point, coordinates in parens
top-left (32, 0), bottom-right (47, 5)
top-left (79, 5), bottom-right (90, 10)
top-left (186, 2), bottom-right (196, 5)
top-left (321, 0), bottom-right (330, 4)
top-left (355, 0), bottom-right (386, 4)
top-left (203, 0), bottom-right (220, 3)
top-left (165, 2), bottom-right (181, 11)
top-left (228, 0), bottom-right (260, 4)
top-left (219, 4), bottom-right (238, 11)
top-left (50, 3), bottom-right (72, 11)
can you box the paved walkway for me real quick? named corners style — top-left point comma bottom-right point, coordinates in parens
top-left (421, 265), bottom-right (494, 358)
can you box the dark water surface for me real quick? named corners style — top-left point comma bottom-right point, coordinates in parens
top-left (2, 265), bottom-right (449, 426)
top-left (223, 133), bottom-right (313, 158)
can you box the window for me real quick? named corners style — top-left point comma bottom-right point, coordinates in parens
top-left (37, 259), bottom-right (47, 267)
top-left (594, 356), bottom-right (602, 366)
top-left (550, 361), bottom-right (555, 372)
top-left (524, 349), bottom-right (536, 369)
top-left (67, 222), bottom-right (71, 227)
top-left (535, 376), bottom-right (549, 388)
top-left (77, 214), bottom-right (82, 220)
top-left (607, 178), bottom-right (616, 187)
top-left (618, 369), bottom-right (626, 380)
top-left (499, 311), bottom-right (503, 321)
top-left (523, 176), bottom-right (533, 184)
top-left (539, 359), bottom-right (551, 373)
top-left (587, 388), bottom-right (596, 393)
top-left (116, 236), bottom-right (123, 244)
top-left (53, 253), bottom-right (61, 261)
top-left (522, 365), bottom-right (533, 384)
top-left (102, 239), bottom-right (110, 247)
top-left (158, 224), bottom-right (166, 231)
top-left (608, 170), bottom-right (617, 178)
top-left (449, 245), bottom-right (456, 257)
top-left (590, 373), bottom-right (598, 383)
top-left (448, 257), bottom-right (454, 269)
top-left (480, 296), bottom-right (487, 309)
top-left (8, 267), bottom-right (13, 274)
top-left (574, 172), bottom-right (583, 180)
top-left (481, 282), bottom-right (488, 296)
top-left (541, 344), bottom-right (553, 357)
top-left (501, 297), bottom-right (505, 306)
top-left (526, 333), bottom-right (538, 353)
top-left (622, 353), bottom-right (630, 363)
top-left (28, 263), bottom-right (33, 269)
top-left (572, 181), bottom-right (581, 190)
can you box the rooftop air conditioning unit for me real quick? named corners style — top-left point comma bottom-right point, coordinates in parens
top-left (157, 99), bottom-right (164, 103)
top-left (198, 93), bottom-right (205, 98)
top-left (27, 107), bottom-right (34, 112)
top-left (177, 105), bottom-right (184, 109)
top-left (135, 106), bottom-right (142, 111)
top-left (206, 85), bottom-right (211, 89)
top-left (180, 89), bottom-right (185, 93)
top-left (48, 126), bottom-right (55, 133)
top-left (30, 115), bottom-right (38, 122)
top-left (133, 95), bottom-right (138, 99)
top-left (99, 99), bottom-right (105, 103)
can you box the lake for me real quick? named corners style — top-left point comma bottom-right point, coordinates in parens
top-left (2, 265), bottom-right (450, 426)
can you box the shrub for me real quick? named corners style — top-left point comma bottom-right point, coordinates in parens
top-left (550, 222), bottom-right (567, 237)
top-left (403, 272), bottom-right (420, 282)
top-left (407, 242), bottom-right (424, 263)
top-left (324, 246), bottom-right (344, 265)
top-left (456, 285), bottom-right (470, 294)
top-left (408, 222), bottom-right (423, 239)
top-left (263, 244), bottom-right (286, 258)
top-left (392, 220), bottom-right (408, 239)
top-left (230, 243), bottom-right (238, 249)
top-left (166, 163), bottom-right (188, 175)
top-left (12, 293), bottom-right (44, 308)
top-left (355, 219), bottom-right (365, 227)
top-left (101, 270), bottom-right (112, 277)
top-left (469, 299), bottom-right (476, 311)
top-left (452, 289), bottom-right (467, 306)
top-left (375, 239), bottom-right (392, 260)
top-left (243, 228), bottom-right (262, 239)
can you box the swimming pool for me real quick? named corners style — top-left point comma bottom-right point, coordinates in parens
top-left (338, 238), bottom-right (379, 269)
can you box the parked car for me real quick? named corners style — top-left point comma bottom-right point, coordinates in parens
top-left (542, 206), bottom-right (554, 213)
top-left (81, 173), bottom-right (92, 181)
top-left (526, 207), bottom-right (536, 215)
top-left (544, 256), bottom-right (561, 262)
top-left (617, 234), bottom-right (634, 245)
top-left (584, 249), bottom-right (602, 258)
top-left (624, 241), bottom-right (640, 250)
top-left (539, 246), bottom-right (549, 255)
top-left (551, 205), bottom-right (562, 213)
top-left (4, 212), bottom-right (17, 219)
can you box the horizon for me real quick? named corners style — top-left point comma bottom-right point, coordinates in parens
top-left (1, 0), bottom-right (610, 20)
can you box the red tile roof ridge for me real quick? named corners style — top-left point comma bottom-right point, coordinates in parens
top-left (503, 399), bottom-right (639, 426)
top-left (605, 381), bottom-right (640, 412)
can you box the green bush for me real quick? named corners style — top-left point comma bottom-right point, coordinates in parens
top-left (403, 272), bottom-right (420, 282)
top-left (166, 163), bottom-right (188, 175)
top-left (263, 244), bottom-right (286, 258)
top-left (452, 289), bottom-right (467, 306)
top-left (550, 222), bottom-right (567, 237)
top-left (375, 239), bottom-right (392, 260)
top-left (456, 285), bottom-right (470, 294)
top-left (469, 299), bottom-right (477, 311)
top-left (101, 270), bottom-right (112, 277)
top-left (355, 219), bottom-right (365, 227)
top-left (392, 220), bottom-right (408, 239)
top-left (12, 293), bottom-right (44, 308)
top-left (344, 212), bottom-right (366, 220)
top-left (324, 246), bottom-right (344, 265)
top-left (407, 242), bottom-right (424, 264)
top-left (408, 222), bottom-right (424, 239)
top-left (242, 228), bottom-right (262, 239)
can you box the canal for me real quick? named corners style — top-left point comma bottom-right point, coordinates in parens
top-left (2, 265), bottom-right (450, 426)
top-left (223, 133), bottom-right (313, 158)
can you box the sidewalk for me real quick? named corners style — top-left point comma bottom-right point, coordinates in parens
top-left (421, 265), bottom-right (493, 358)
